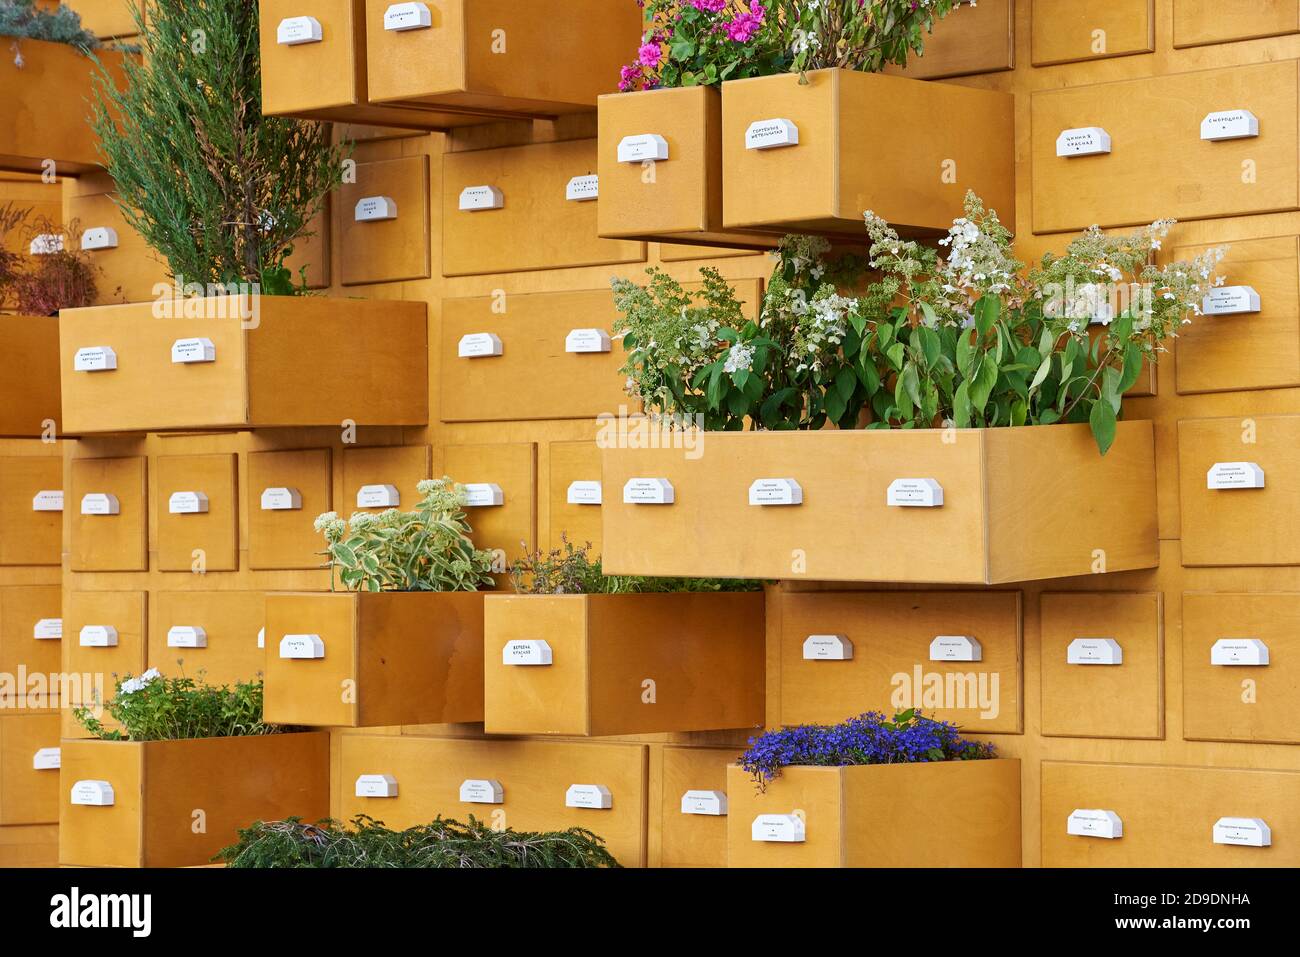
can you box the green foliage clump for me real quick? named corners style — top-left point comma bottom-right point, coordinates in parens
top-left (90, 0), bottom-right (347, 293)
top-left (510, 536), bottom-right (762, 595)
top-left (0, 0), bottom-right (98, 56)
top-left (315, 478), bottom-right (497, 593)
top-left (73, 670), bottom-right (285, 741)
top-left (217, 815), bottom-right (621, 869)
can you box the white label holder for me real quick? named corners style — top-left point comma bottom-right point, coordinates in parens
top-left (1213, 817), bottom-right (1271, 847)
top-left (458, 333), bottom-right (504, 358)
top-left (1206, 462), bottom-right (1265, 490)
top-left (70, 780), bottom-right (115, 806)
top-left (565, 328), bottom-right (612, 353)
top-left (279, 634), bottom-right (325, 660)
top-left (460, 779), bottom-right (505, 804)
top-left (81, 227), bottom-right (119, 251)
top-left (357, 484), bottom-right (401, 508)
top-left (1056, 127), bottom-right (1112, 157)
top-left (803, 634), bottom-right (853, 661)
top-left (260, 487), bottom-right (303, 511)
top-left (31, 490), bottom-right (63, 512)
top-left (503, 640), bottom-right (552, 666)
top-left (681, 790), bottom-right (728, 816)
top-left (168, 491), bottom-right (209, 514)
top-left (565, 175), bottom-right (599, 202)
top-left (33, 618), bottom-right (62, 640)
top-left (459, 186), bottom-right (504, 212)
top-left (1203, 286), bottom-right (1261, 316)
top-left (74, 346), bottom-right (117, 372)
top-left (32, 747), bottom-right (61, 771)
top-left (462, 483), bottom-right (504, 507)
top-left (1211, 639), bottom-right (1269, 666)
top-left (1068, 809), bottom-right (1123, 839)
top-left (566, 481), bottom-right (603, 506)
top-left (167, 626), bottom-right (207, 649)
top-left (78, 625), bottom-right (118, 648)
top-left (384, 2), bottom-right (432, 31)
top-left (566, 784), bottom-right (613, 809)
top-left (623, 478), bottom-right (674, 505)
top-left (1200, 110), bottom-right (1260, 142)
top-left (749, 478), bottom-right (803, 506)
top-left (1067, 638), bottom-right (1124, 665)
top-left (80, 493), bottom-right (120, 516)
top-left (617, 134), bottom-right (669, 164)
top-left (745, 118), bottom-right (799, 150)
top-left (171, 337), bottom-right (216, 364)
top-left (887, 478), bottom-right (944, 508)
top-left (277, 16), bottom-right (323, 45)
top-left (355, 774), bottom-right (399, 798)
top-left (354, 196), bottom-right (398, 222)
top-left (751, 814), bottom-right (806, 843)
top-left (930, 635), bottom-right (982, 662)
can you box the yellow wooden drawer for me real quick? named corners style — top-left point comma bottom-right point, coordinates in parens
top-left (338, 734), bottom-right (648, 867)
top-left (0, 585), bottom-right (62, 696)
top-left (546, 441), bottom-right (603, 553)
top-left (779, 590), bottom-right (1021, 733)
top-left (1030, 0), bottom-right (1153, 66)
top-left (260, 0), bottom-right (445, 130)
top-left (659, 746), bottom-right (734, 869)
top-left (721, 69), bottom-right (1015, 237)
top-left (1178, 415), bottom-right (1300, 567)
top-left (727, 759), bottom-right (1021, 868)
top-left (341, 445), bottom-right (432, 515)
top-left (263, 592), bottom-right (484, 728)
top-left (59, 297), bottom-right (428, 433)
top-left (439, 289), bottom-right (630, 422)
top-left (886, 0), bottom-right (1014, 79)
top-left (69, 456), bottom-right (147, 573)
top-left (0, 455), bottom-right (63, 567)
top-left (59, 734), bottom-right (330, 868)
top-left (155, 453), bottom-right (239, 573)
top-left (438, 443), bottom-right (535, 571)
top-left (0, 711), bottom-right (61, 825)
top-left (1042, 761), bottom-right (1300, 866)
top-left (1174, 0), bottom-right (1299, 48)
top-left (339, 156), bottom-right (430, 286)
top-left (363, 0), bottom-right (641, 123)
top-left (0, 40), bottom-right (126, 175)
top-left (484, 593), bottom-right (764, 737)
top-left (602, 423), bottom-right (1158, 584)
top-left (597, 86), bottom-right (778, 249)
top-left (285, 203), bottom-right (331, 290)
top-left (442, 139), bottom-right (645, 277)
top-left (1183, 592), bottom-right (1300, 744)
top-left (1040, 592), bottom-right (1163, 740)
top-left (66, 191), bottom-right (168, 305)
top-left (1172, 237), bottom-right (1300, 395)
top-left (247, 448), bottom-right (332, 571)
top-left (0, 316), bottom-right (62, 437)
top-left (1031, 63), bottom-right (1300, 234)
top-left (147, 592), bottom-right (265, 688)
top-left (64, 590), bottom-right (147, 729)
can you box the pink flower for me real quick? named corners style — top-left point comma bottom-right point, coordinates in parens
top-left (688, 0), bottom-right (729, 11)
top-left (638, 42), bottom-right (663, 67)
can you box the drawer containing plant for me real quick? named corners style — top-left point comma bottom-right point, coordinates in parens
top-left (263, 478), bottom-right (495, 728)
top-left (600, 197), bottom-right (1223, 583)
top-left (727, 709), bottom-right (1020, 868)
top-left (484, 539), bottom-right (764, 737)
top-left (62, 670), bottom-right (329, 868)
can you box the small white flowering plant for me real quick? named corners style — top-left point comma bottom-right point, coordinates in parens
top-left (860, 191), bottom-right (1225, 452)
top-left (73, 668), bottom-right (284, 741)
top-left (314, 477), bottom-right (496, 593)
top-left (611, 237), bottom-right (869, 430)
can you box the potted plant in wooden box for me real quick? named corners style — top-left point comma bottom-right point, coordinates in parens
top-left (597, 0), bottom-right (961, 248)
top-left (0, 204), bottom-right (105, 435)
top-left (0, 1), bottom-right (128, 174)
top-left (484, 538), bottom-right (764, 737)
top-left (264, 478), bottom-right (496, 728)
top-left (60, 0), bottom-right (426, 435)
top-left (727, 709), bottom-right (1020, 867)
top-left (600, 199), bottom-right (1225, 583)
top-left (61, 670), bottom-right (329, 867)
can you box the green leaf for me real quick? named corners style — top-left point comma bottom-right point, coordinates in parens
top-left (1119, 343), bottom-right (1144, 394)
top-left (969, 354), bottom-right (998, 414)
top-left (1090, 396), bottom-right (1118, 455)
top-left (886, 342), bottom-right (906, 371)
top-left (956, 328), bottom-right (977, 379)
top-left (706, 365), bottom-right (725, 410)
top-left (974, 295), bottom-right (1000, 337)
top-left (901, 362), bottom-right (922, 409)
top-left (835, 367), bottom-right (857, 402)
top-left (917, 325), bottom-right (941, 371)
top-left (1030, 354), bottom-right (1052, 391)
